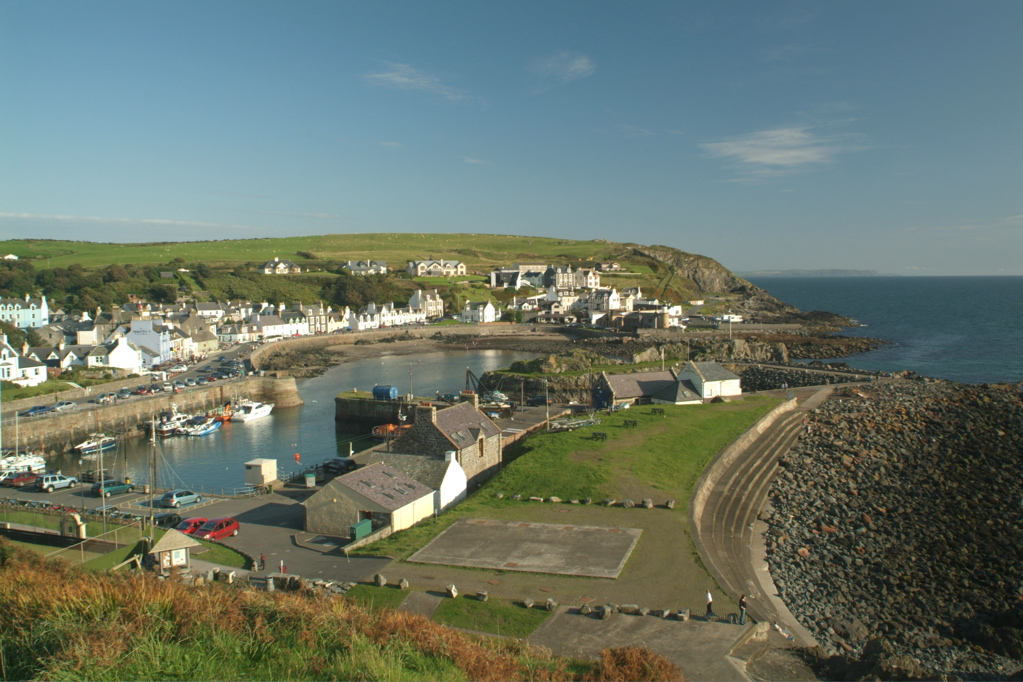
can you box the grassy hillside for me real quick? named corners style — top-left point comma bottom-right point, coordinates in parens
top-left (0, 540), bottom-right (682, 681)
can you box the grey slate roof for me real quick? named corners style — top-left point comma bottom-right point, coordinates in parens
top-left (605, 370), bottom-right (677, 400)
top-left (651, 379), bottom-right (701, 403)
top-left (686, 361), bottom-right (740, 382)
top-left (434, 402), bottom-right (501, 447)
top-left (364, 453), bottom-right (451, 490)
top-left (335, 462), bottom-right (433, 511)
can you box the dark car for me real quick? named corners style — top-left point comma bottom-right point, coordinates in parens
top-left (20, 405), bottom-right (53, 417)
top-left (91, 479), bottom-right (135, 497)
top-left (322, 458), bottom-right (357, 475)
top-left (526, 395), bottom-right (552, 406)
top-left (152, 511), bottom-right (182, 529)
top-left (194, 517), bottom-right (239, 541)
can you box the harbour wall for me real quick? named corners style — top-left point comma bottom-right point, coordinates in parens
top-left (3, 376), bottom-right (302, 457)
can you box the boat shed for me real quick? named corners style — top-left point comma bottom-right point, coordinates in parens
top-left (303, 463), bottom-right (435, 538)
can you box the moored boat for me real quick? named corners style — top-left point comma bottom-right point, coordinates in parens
top-left (185, 418), bottom-right (222, 437)
top-left (0, 452), bottom-right (48, 472)
top-left (230, 399), bottom-right (274, 422)
top-left (371, 423), bottom-right (411, 440)
top-left (74, 434), bottom-right (117, 456)
top-left (154, 410), bottom-right (193, 437)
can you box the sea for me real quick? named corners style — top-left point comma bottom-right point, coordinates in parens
top-left (745, 276), bottom-right (1023, 385)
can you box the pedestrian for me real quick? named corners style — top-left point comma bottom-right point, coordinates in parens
top-left (259, 553), bottom-right (266, 571)
top-left (706, 590), bottom-right (714, 619)
top-left (739, 594), bottom-right (747, 625)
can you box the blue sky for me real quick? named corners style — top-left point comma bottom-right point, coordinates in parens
top-left (2, 1), bottom-right (1021, 275)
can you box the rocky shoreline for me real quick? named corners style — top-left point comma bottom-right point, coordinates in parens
top-left (763, 378), bottom-right (1023, 679)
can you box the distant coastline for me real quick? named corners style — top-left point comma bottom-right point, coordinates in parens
top-left (739, 269), bottom-right (882, 277)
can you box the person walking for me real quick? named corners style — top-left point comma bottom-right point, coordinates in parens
top-left (739, 594), bottom-right (748, 625)
top-left (706, 590), bottom-right (714, 619)
top-left (259, 553), bottom-right (266, 571)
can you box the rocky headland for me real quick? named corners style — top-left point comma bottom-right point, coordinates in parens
top-left (764, 379), bottom-right (1023, 679)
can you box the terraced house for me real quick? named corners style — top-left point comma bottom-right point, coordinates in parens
top-left (0, 294), bottom-right (49, 329)
top-left (406, 259), bottom-right (466, 278)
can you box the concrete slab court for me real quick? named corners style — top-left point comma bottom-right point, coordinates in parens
top-left (408, 518), bottom-right (642, 579)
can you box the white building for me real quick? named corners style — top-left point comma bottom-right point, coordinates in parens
top-left (408, 289), bottom-right (445, 319)
top-left (0, 335), bottom-right (47, 387)
top-left (0, 294), bottom-right (49, 329)
top-left (462, 300), bottom-right (499, 324)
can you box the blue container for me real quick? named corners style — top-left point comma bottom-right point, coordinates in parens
top-left (372, 385), bottom-right (399, 401)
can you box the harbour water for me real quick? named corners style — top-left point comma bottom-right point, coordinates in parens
top-left (747, 276), bottom-right (1023, 384)
top-left (52, 349), bottom-right (536, 494)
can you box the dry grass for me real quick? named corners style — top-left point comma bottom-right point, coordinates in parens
top-left (0, 539), bottom-right (675, 681)
top-left (591, 646), bottom-right (685, 681)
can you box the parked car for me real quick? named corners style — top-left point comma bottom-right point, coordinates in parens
top-left (159, 489), bottom-right (202, 508)
top-left (175, 517), bottom-right (208, 535)
top-left (135, 385), bottom-right (152, 395)
top-left (184, 377), bottom-right (197, 387)
top-left (91, 479), bottom-right (135, 497)
top-left (196, 377), bottom-right (209, 385)
top-left (19, 405), bottom-right (53, 417)
top-left (161, 383), bottom-right (173, 392)
top-left (2, 470), bottom-right (41, 487)
top-left (152, 511), bottom-right (183, 529)
top-left (194, 517), bottom-right (239, 541)
top-left (173, 380), bottom-right (187, 389)
top-left (322, 458), bottom-right (358, 475)
top-left (526, 395), bottom-right (553, 406)
top-left (117, 388), bottom-right (133, 399)
top-left (96, 393), bottom-right (117, 405)
top-left (36, 474), bottom-right (79, 492)
top-left (0, 471), bottom-right (20, 485)
top-left (52, 401), bottom-right (76, 412)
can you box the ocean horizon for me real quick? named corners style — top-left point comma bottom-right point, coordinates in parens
top-left (746, 275), bottom-right (1023, 385)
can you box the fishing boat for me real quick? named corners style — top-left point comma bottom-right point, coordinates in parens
top-left (74, 433), bottom-right (117, 456)
top-left (230, 399), bottom-right (274, 422)
top-left (153, 409), bottom-right (193, 437)
top-left (185, 418), bottom-right (222, 437)
top-left (371, 423), bottom-right (412, 440)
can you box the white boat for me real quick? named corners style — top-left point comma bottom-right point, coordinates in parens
top-left (231, 400), bottom-right (274, 422)
top-left (185, 418), bottom-right (222, 437)
top-left (0, 453), bottom-right (48, 472)
top-left (74, 433), bottom-right (117, 455)
top-left (154, 410), bottom-right (193, 437)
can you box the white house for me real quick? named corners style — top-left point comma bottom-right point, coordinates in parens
top-left (676, 361), bottom-right (742, 400)
top-left (0, 335), bottom-right (47, 387)
top-left (261, 257), bottom-right (301, 275)
top-left (408, 289), bottom-right (445, 319)
top-left (406, 260), bottom-right (466, 278)
top-left (462, 300), bottom-right (499, 324)
top-left (0, 294), bottom-right (49, 329)
top-left (365, 452), bottom-right (468, 513)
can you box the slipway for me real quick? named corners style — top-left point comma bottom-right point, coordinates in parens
top-left (408, 518), bottom-right (642, 579)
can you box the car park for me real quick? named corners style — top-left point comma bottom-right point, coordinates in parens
top-left (91, 479), bottom-right (135, 497)
top-left (52, 401), bottom-right (76, 412)
top-left (2, 471), bottom-right (41, 487)
top-left (36, 474), bottom-right (79, 492)
top-left (322, 458), bottom-right (357, 475)
top-left (19, 405), bottom-right (53, 417)
top-left (152, 511), bottom-right (183, 529)
top-left (175, 517), bottom-right (207, 535)
top-left (159, 489), bottom-right (202, 508)
top-left (194, 517), bottom-right (239, 541)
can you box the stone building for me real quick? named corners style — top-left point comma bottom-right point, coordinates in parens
top-left (390, 399), bottom-right (502, 489)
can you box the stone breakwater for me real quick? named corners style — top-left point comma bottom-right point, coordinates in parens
top-left (764, 379), bottom-right (1023, 678)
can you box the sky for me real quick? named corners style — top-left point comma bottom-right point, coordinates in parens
top-left (2, 1), bottom-right (1021, 276)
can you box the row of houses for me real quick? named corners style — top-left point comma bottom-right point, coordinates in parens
top-left (489, 263), bottom-right (602, 290)
top-left (260, 256), bottom-right (467, 279)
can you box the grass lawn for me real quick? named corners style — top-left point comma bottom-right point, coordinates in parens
top-left (352, 396), bottom-right (779, 562)
top-left (344, 583), bottom-right (411, 612)
top-left (433, 594), bottom-right (552, 638)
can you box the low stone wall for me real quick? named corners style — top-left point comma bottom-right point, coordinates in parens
top-left (688, 398), bottom-right (797, 534)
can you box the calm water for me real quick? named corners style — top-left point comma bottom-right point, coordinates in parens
top-left (747, 276), bottom-right (1023, 384)
top-left (53, 349), bottom-right (535, 493)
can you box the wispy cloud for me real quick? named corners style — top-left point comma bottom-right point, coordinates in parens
top-left (701, 125), bottom-right (861, 178)
top-left (0, 212), bottom-right (245, 230)
top-left (532, 51), bottom-right (595, 86)
top-left (618, 123), bottom-right (654, 138)
top-left (910, 213), bottom-right (1023, 236)
top-left (363, 62), bottom-right (466, 101)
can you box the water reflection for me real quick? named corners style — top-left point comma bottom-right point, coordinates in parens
top-left (50, 349), bottom-right (534, 493)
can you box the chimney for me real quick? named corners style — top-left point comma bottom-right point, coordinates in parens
top-left (416, 402), bottom-right (437, 424)
top-left (459, 390), bottom-right (479, 409)
top-left (444, 450), bottom-right (456, 462)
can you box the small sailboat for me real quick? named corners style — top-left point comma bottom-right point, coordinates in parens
top-left (0, 452), bottom-right (48, 472)
top-left (185, 417), bottom-right (222, 437)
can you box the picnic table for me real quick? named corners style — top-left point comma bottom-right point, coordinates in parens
top-left (592, 432), bottom-right (608, 441)
top-left (623, 419), bottom-right (638, 428)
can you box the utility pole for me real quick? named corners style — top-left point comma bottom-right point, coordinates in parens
top-left (545, 378), bottom-right (550, 431)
